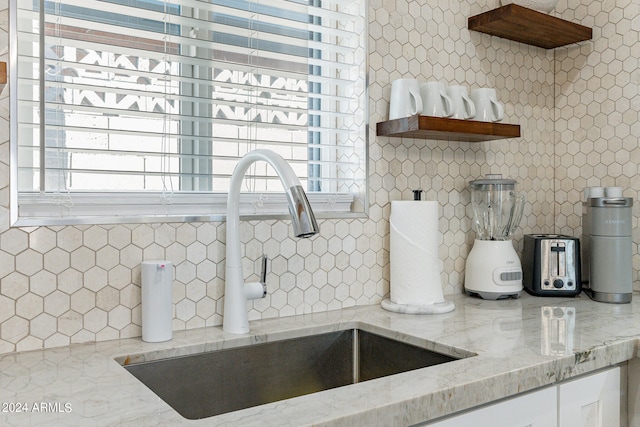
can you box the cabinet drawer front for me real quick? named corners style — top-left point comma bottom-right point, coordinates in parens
top-left (425, 386), bottom-right (557, 427)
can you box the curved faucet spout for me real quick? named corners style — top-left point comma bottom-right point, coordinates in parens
top-left (223, 149), bottom-right (319, 334)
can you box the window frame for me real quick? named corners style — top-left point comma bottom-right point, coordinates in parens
top-left (9, 0), bottom-right (369, 227)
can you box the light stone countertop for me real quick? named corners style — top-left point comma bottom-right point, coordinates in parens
top-left (1, 292), bottom-right (639, 426)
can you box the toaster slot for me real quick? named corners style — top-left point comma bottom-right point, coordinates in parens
top-left (550, 242), bottom-right (566, 277)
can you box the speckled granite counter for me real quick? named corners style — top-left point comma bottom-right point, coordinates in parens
top-left (1, 293), bottom-right (639, 426)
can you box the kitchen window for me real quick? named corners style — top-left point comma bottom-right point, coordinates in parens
top-left (10, 0), bottom-right (368, 226)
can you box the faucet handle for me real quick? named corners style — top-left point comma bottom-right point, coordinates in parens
top-left (243, 255), bottom-right (268, 300)
top-left (259, 254), bottom-right (268, 296)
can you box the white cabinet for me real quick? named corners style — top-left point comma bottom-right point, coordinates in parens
top-left (424, 367), bottom-right (620, 427)
top-left (426, 386), bottom-right (557, 427)
top-left (558, 367), bottom-right (620, 427)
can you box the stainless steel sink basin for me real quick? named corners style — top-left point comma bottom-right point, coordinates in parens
top-left (122, 328), bottom-right (467, 420)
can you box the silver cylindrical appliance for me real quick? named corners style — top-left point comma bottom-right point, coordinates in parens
top-left (582, 196), bottom-right (633, 303)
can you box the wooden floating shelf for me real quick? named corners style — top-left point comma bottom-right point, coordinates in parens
top-left (468, 4), bottom-right (592, 49)
top-left (376, 115), bottom-right (521, 142)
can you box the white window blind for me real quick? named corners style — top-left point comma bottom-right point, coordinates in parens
top-left (11, 0), bottom-right (367, 225)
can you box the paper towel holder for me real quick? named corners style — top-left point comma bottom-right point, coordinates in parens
top-left (383, 199), bottom-right (455, 315)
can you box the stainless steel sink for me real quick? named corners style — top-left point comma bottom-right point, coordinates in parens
top-left (122, 328), bottom-right (467, 420)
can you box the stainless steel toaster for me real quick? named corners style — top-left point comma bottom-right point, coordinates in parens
top-left (522, 234), bottom-right (581, 297)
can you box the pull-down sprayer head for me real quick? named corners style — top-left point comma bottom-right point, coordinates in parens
top-left (286, 185), bottom-right (320, 238)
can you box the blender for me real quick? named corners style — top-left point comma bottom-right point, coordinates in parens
top-left (465, 175), bottom-right (525, 300)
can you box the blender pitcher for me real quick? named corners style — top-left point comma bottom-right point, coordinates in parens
top-left (465, 175), bottom-right (525, 300)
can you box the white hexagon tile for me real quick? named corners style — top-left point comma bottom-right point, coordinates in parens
top-left (0, 0), bottom-right (638, 354)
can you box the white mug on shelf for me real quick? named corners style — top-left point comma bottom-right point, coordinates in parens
top-left (446, 85), bottom-right (476, 120)
top-left (389, 78), bottom-right (423, 120)
top-left (470, 88), bottom-right (504, 122)
top-left (420, 82), bottom-right (454, 118)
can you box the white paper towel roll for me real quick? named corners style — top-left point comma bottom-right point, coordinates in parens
top-left (141, 260), bottom-right (173, 342)
top-left (389, 201), bottom-right (445, 306)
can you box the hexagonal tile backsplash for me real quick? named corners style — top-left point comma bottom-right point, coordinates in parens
top-left (0, 0), bottom-right (638, 354)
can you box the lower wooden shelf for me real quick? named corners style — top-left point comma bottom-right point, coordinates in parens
top-left (376, 115), bottom-right (521, 142)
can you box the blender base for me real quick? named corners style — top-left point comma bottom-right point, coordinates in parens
top-left (465, 289), bottom-right (521, 300)
top-left (464, 239), bottom-right (523, 300)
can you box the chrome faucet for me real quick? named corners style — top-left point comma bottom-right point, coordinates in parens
top-left (223, 149), bottom-right (319, 334)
